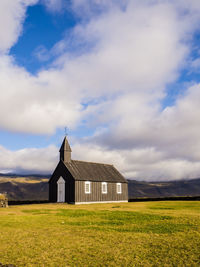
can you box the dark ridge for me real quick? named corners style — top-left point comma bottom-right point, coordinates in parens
top-left (128, 178), bottom-right (200, 198)
top-left (0, 173), bottom-right (51, 178)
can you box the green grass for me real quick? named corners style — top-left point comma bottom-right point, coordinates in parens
top-left (0, 201), bottom-right (200, 266)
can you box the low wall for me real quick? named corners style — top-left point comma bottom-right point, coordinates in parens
top-left (129, 196), bottom-right (200, 202)
top-left (8, 200), bottom-right (49, 205)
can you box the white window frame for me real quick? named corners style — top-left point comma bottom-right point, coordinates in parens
top-left (85, 181), bottom-right (91, 194)
top-left (102, 182), bottom-right (107, 194)
top-left (116, 183), bottom-right (122, 194)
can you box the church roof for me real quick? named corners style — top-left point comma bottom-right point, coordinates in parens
top-left (64, 160), bottom-right (127, 183)
top-left (59, 136), bottom-right (72, 152)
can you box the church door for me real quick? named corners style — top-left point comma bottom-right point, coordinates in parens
top-left (57, 177), bottom-right (65, 202)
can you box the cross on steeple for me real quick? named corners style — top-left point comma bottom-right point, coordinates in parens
top-left (64, 127), bottom-right (68, 136)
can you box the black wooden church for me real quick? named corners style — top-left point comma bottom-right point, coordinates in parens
top-left (49, 137), bottom-right (128, 204)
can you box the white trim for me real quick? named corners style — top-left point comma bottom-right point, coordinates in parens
top-left (74, 200), bottom-right (128, 205)
top-left (85, 181), bottom-right (91, 194)
top-left (116, 183), bottom-right (122, 194)
top-left (57, 176), bottom-right (65, 184)
top-left (101, 182), bottom-right (107, 194)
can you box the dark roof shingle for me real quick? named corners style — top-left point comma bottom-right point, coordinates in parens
top-left (64, 160), bottom-right (127, 183)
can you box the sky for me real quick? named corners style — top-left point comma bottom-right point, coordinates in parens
top-left (1, 0), bottom-right (200, 181)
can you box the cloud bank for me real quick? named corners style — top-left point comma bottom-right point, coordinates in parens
top-left (0, 145), bottom-right (57, 174)
top-left (0, 0), bottom-right (200, 180)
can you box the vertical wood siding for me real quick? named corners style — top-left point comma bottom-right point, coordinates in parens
top-left (75, 181), bottom-right (128, 202)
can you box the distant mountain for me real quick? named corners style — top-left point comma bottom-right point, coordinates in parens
top-left (0, 173), bottom-right (51, 178)
top-left (128, 178), bottom-right (200, 198)
top-left (0, 175), bottom-right (200, 201)
top-left (0, 176), bottom-right (49, 200)
top-left (0, 181), bottom-right (48, 201)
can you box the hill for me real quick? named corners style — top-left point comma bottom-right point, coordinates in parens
top-left (128, 178), bottom-right (200, 198)
top-left (0, 175), bottom-right (200, 200)
top-left (0, 176), bottom-right (48, 200)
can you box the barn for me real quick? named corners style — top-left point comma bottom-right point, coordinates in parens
top-left (49, 137), bottom-right (128, 204)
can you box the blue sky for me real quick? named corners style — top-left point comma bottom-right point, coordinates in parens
top-left (11, 3), bottom-right (77, 74)
top-left (2, 1), bottom-right (82, 150)
top-left (1, 0), bottom-right (200, 180)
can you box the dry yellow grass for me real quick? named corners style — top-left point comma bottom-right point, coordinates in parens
top-left (0, 201), bottom-right (200, 266)
top-left (0, 177), bottom-right (48, 184)
top-left (0, 194), bottom-right (6, 200)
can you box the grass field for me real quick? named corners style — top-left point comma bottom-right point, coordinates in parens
top-left (0, 201), bottom-right (200, 266)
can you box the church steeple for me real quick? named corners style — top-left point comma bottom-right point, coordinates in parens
top-left (59, 136), bottom-right (72, 163)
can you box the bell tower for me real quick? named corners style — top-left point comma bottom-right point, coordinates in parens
top-left (59, 136), bottom-right (72, 163)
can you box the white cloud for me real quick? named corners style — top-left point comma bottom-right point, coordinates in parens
top-left (71, 141), bottom-right (200, 181)
top-left (1, 0), bottom-right (188, 135)
top-left (42, 0), bottom-right (66, 13)
top-left (0, 0), bottom-right (38, 53)
top-left (0, 55), bottom-right (83, 134)
top-left (0, 0), bottom-right (193, 134)
top-left (0, 145), bottom-right (58, 174)
top-left (1, 0), bottom-right (200, 179)
top-left (33, 45), bottom-right (50, 62)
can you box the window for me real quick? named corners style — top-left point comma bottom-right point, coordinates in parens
top-left (117, 183), bottom-right (122, 194)
top-left (85, 181), bottom-right (91, 194)
top-left (102, 182), bottom-right (107, 194)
